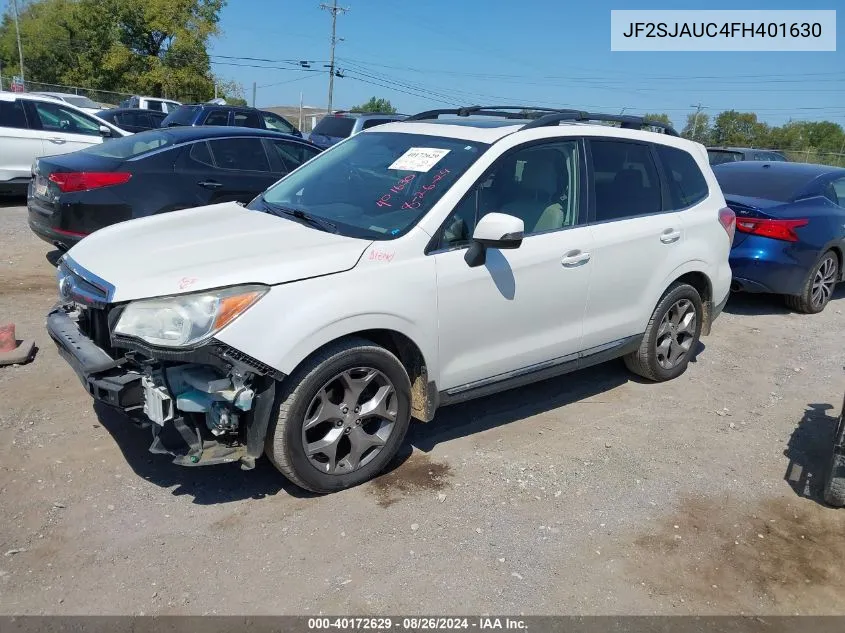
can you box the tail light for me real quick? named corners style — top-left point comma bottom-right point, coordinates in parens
top-left (735, 217), bottom-right (808, 242)
top-left (718, 206), bottom-right (736, 244)
top-left (48, 172), bottom-right (132, 193)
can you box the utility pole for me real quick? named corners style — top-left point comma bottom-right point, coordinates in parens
top-left (690, 103), bottom-right (704, 140)
top-left (299, 91), bottom-right (304, 131)
top-left (252, 81), bottom-right (256, 107)
top-left (11, 0), bottom-right (25, 88)
top-left (320, 0), bottom-right (348, 114)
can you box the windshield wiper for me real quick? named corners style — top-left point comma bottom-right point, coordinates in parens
top-left (258, 196), bottom-right (338, 234)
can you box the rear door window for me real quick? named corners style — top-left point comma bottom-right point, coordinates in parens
top-left (312, 116), bottom-right (355, 138)
top-left (590, 140), bottom-right (662, 221)
top-left (0, 99), bottom-right (29, 129)
top-left (233, 110), bottom-right (261, 128)
top-left (208, 137), bottom-right (270, 172)
top-left (145, 100), bottom-right (164, 112)
top-left (655, 144), bottom-right (709, 210)
top-left (203, 110), bottom-right (230, 126)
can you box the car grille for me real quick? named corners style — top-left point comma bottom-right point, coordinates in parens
top-left (57, 257), bottom-right (113, 308)
top-left (57, 256), bottom-right (117, 354)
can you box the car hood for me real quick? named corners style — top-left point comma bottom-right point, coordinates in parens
top-left (65, 202), bottom-right (373, 302)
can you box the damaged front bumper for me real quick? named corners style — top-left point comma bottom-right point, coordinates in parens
top-left (47, 304), bottom-right (281, 470)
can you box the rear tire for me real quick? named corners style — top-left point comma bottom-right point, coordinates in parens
top-left (624, 282), bottom-right (703, 382)
top-left (265, 337), bottom-right (412, 494)
top-left (785, 251), bottom-right (838, 314)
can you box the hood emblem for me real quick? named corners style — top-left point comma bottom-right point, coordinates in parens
top-left (58, 275), bottom-right (74, 301)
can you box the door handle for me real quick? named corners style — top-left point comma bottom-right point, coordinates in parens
top-left (198, 180), bottom-right (223, 189)
top-left (660, 229), bottom-right (681, 244)
top-left (561, 250), bottom-right (591, 267)
top-left (47, 137), bottom-right (66, 144)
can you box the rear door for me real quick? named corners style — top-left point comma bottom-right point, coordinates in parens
top-left (581, 138), bottom-right (683, 349)
top-left (28, 99), bottom-right (105, 154)
top-left (191, 137), bottom-right (276, 203)
top-left (0, 98), bottom-right (43, 183)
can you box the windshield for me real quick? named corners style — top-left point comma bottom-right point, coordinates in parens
top-left (80, 129), bottom-right (175, 159)
top-left (162, 105), bottom-right (199, 127)
top-left (254, 131), bottom-right (488, 239)
top-left (312, 116), bottom-right (356, 138)
top-left (65, 95), bottom-right (100, 109)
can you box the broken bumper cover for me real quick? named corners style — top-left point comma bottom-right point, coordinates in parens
top-left (47, 308), bottom-right (142, 408)
top-left (46, 305), bottom-right (278, 469)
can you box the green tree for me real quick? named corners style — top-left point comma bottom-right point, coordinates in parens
top-left (642, 112), bottom-right (673, 129)
top-left (680, 113), bottom-right (712, 144)
top-left (0, 0), bottom-right (226, 101)
top-left (351, 97), bottom-right (397, 114)
top-left (711, 110), bottom-right (769, 147)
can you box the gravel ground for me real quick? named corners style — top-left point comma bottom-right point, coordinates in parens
top-left (1, 200), bottom-right (844, 615)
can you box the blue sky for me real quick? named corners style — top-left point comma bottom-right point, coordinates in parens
top-left (211, 0), bottom-right (844, 128)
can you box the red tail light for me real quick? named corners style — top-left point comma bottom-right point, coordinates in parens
top-left (48, 172), bottom-right (131, 193)
top-left (735, 217), bottom-right (808, 242)
top-left (718, 206), bottom-right (736, 244)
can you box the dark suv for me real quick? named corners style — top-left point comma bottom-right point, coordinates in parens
top-left (161, 104), bottom-right (302, 137)
top-left (308, 111), bottom-right (407, 149)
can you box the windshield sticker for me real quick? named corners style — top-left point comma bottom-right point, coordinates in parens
top-left (388, 148), bottom-right (451, 172)
top-left (401, 169), bottom-right (451, 210)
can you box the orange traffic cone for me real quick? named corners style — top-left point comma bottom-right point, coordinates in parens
top-left (0, 323), bottom-right (35, 366)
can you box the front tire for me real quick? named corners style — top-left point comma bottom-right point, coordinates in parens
top-left (624, 282), bottom-right (703, 382)
top-left (785, 251), bottom-right (838, 314)
top-left (265, 337), bottom-right (412, 493)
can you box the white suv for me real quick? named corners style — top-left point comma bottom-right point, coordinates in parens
top-left (47, 106), bottom-right (734, 493)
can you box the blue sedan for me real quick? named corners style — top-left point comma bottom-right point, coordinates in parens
top-left (713, 161), bottom-right (845, 313)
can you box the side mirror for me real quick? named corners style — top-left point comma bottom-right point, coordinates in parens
top-left (465, 212), bottom-right (524, 268)
top-left (98, 125), bottom-right (112, 137)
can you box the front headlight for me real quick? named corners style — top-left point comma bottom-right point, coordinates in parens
top-left (114, 285), bottom-right (267, 348)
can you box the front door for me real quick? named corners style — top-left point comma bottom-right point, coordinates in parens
top-left (29, 99), bottom-right (105, 154)
top-left (433, 140), bottom-right (593, 391)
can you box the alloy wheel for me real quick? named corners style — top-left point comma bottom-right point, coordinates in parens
top-left (302, 367), bottom-right (398, 475)
top-left (812, 256), bottom-right (837, 309)
top-left (655, 299), bottom-right (696, 370)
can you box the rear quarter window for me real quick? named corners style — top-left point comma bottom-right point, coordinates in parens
top-left (655, 144), bottom-right (709, 209)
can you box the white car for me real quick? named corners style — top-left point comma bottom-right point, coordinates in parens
top-left (120, 95), bottom-right (182, 113)
top-left (47, 106), bottom-right (735, 493)
top-left (0, 92), bottom-right (128, 195)
top-left (29, 91), bottom-right (104, 115)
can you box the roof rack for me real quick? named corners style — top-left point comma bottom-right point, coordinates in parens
top-left (405, 105), bottom-right (569, 121)
top-left (404, 105), bottom-right (679, 136)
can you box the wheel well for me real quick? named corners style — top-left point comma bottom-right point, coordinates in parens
top-left (673, 271), bottom-right (714, 335)
top-left (312, 330), bottom-right (436, 423)
top-left (828, 247), bottom-right (843, 280)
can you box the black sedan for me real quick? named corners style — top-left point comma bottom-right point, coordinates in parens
top-left (28, 127), bottom-right (321, 250)
top-left (96, 108), bottom-right (168, 133)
